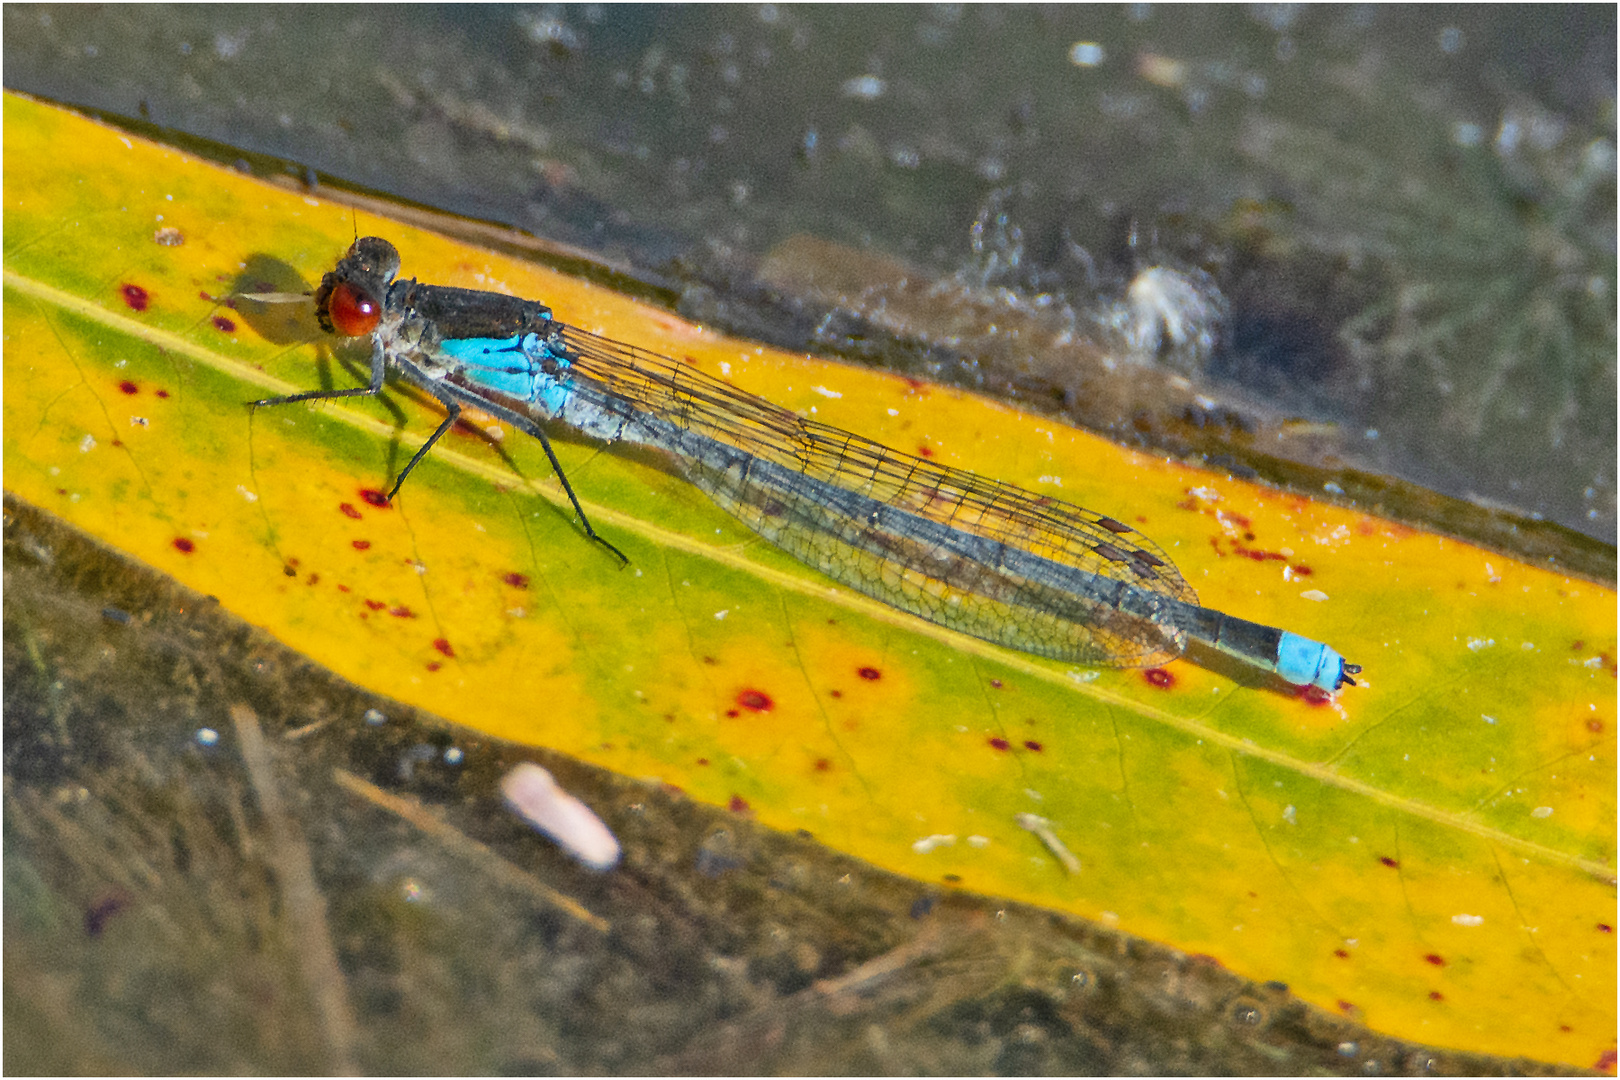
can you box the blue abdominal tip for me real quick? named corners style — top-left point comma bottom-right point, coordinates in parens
top-left (1276, 632), bottom-right (1356, 692)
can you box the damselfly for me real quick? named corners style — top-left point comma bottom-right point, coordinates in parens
top-left (255, 237), bottom-right (1360, 694)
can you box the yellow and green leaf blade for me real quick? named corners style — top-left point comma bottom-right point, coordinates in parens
top-left (5, 91), bottom-right (1614, 1068)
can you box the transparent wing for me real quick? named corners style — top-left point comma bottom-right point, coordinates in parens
top-left (548, 326), bottom-right (1196, 667)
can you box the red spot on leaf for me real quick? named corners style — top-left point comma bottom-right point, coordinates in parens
top-left (728, 795), bottom-right (751, 815)
top-left (389, 606), bottom-right (415, 619)
top-left (1423, 953), bottom-right (1446, 967)
top-left (360, 489), bottom-right (391, 508)
top-left (1598, 923), bottom-right (1613, 934)
top-left (828, 689), bottom-right (842, 698)
top-left (736, 689), bottom-right (774, 712)
top-left (1380, 856), bottom-right (1399, 868)
top-left (352, 540), bottom-right (371, 550)
top-left (503, 572), bottom-right (530, 589)
top-left (426, 662), bottom-right (441, 672)
top-left (857, 666), bottom-right (881, 681)
top-left (1595, 1050), bottom-right (1616, 1072)
top-left (917, 446), bottom-right (934, 457)
top-left (987, 737), bottom-right (1010, 751)
top-left (989, 679), bottom-right (1003, 689)
top-left (339, 503), bottom-right (362, 519)
top-left (364, 600), bottom-right (386, 611)
top-left (814, 758), bottom-right (831, 772)
top-left (172, 538), bottom-right (195, 554)
top-left (212, 315), bottom-right (236, 333)
top-left (1232, 543), bottom-right (1287, 563)
top-left (696, 757), bottom-right (709, 766)
top-left (118, 380), bottom-right (139, 395)
top-left (1298, 685), bottom-right (1335, 706)
top-left (1428, 991), bottom-right (1444, 1001)
top-left (1144, 668), bottom-right (1174, 689)
top-left (156, 389), bottom-right (170, 398)
top-left (1289, 564), bottom-right (1313, 576)
top-left (1588, 718), bottom-right (1604, 733)
top-left (1333, 949), bottom-right (1350, 959)
top-left (120, 283), bottom-right (149, 311)
top-left (1572, 640), bottom-right (1586, 650)
top-left (433, 638), bottom-right (455, 657)
top-left (1336, 1000), bottom-right (1356, 1014)
top-left (306, 573), bottom-right (320, 586)
top-left (1023, 740), bottom-right (1043, 752)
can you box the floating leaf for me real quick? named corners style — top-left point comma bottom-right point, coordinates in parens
top-left (4, 91), bottom-right (1614, 1067)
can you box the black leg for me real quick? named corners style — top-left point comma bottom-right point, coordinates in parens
top-left (411, 369), bottom-right (629, 568)
top-left (384, 400), bottom-right (460, 503)
top-left (257, 344), bottom-right (629, 568)
top-left (252, 339), bottom-right (387, 409)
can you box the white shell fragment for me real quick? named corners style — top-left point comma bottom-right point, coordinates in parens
top-left (501, 763), bottom-right (620, 871)
top-left (1016, 812), bottom-right (1082, 875)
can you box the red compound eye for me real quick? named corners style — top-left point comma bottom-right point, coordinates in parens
top-left (325, 280), bottom-right (381, 337)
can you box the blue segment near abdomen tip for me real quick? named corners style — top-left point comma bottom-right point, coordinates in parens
top-left (1275, 631), bottom-right (1344, 691)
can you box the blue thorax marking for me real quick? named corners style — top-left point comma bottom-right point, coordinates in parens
top-left (439, 333), bottom-right (575, 415)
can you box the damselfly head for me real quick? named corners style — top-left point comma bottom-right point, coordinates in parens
top-left (313, 237), bottom-right (401, 337)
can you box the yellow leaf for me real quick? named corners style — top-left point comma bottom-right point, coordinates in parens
top-left (4, 91), bottom-right (1614, 1068)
